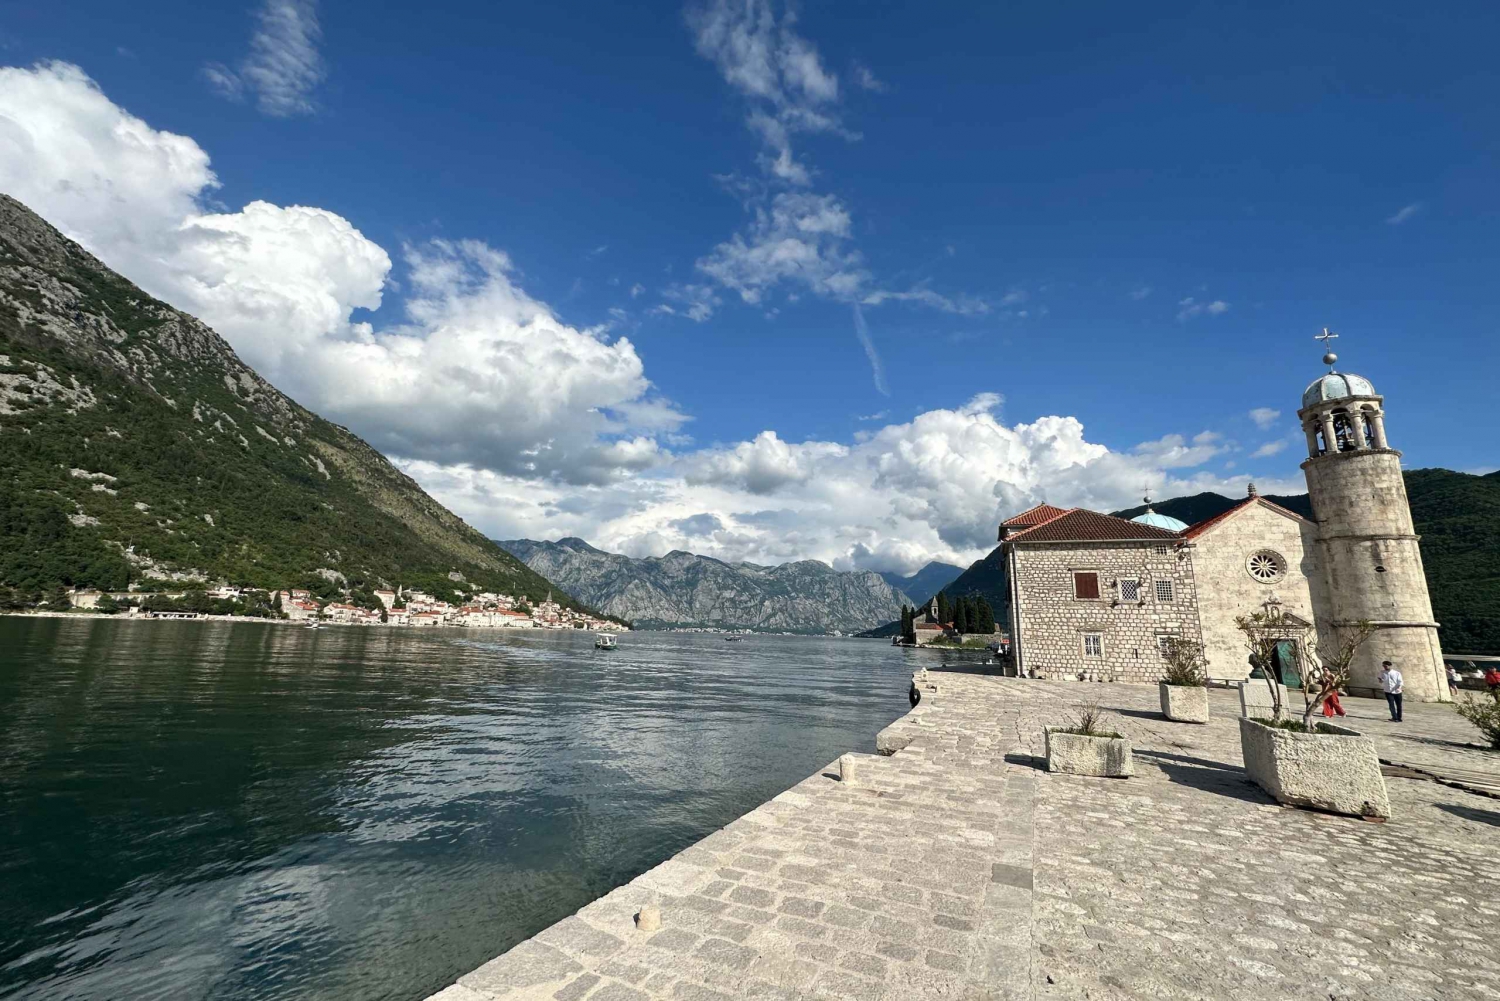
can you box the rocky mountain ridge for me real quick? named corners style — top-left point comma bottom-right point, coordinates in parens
top-left (498, 537), bottom-right (913, 634)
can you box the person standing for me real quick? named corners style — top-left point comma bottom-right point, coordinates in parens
top-left (1485, 666), bottom-right (1500, 693)
top-left (1447, 665), bottom-right (1460, 698)
top-left (1319, 668), bottom-right (1346, 718)
top-left (1380, 662), bottom-right (1404, 722)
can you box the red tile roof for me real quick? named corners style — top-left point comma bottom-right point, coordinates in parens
top-left (1181, 497), bottom-right (1313, 540)
top-left (1002, 503), bottom-right (1070, 528)
top-left (1006, 508), bottom-right (1182, 544)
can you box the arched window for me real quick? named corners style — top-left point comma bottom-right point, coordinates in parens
top-left (1330, 409), bottom-right (1357, 452)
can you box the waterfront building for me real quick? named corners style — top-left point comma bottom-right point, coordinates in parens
top-left (1003, 336), bottom-right (1448, 701)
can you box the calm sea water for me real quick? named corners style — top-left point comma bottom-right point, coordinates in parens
top-left (0, 617), bottom-right (932, 1001)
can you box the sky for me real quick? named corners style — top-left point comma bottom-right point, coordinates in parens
top-left (1, 0), bottom-right (1496, 574)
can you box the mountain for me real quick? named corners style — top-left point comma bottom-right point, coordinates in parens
top-left (0, 194), bottom-right (589, 611)
top-left (877, 561), bottom-right (965, 604)
top-left (497, 538), bottom-right (910, 633)
top-left (1110, 474), bottom-right (1500, 654)
top-left (858, 549), bottom-right (1009, 639)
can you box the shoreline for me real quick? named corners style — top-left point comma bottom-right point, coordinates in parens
top-left (422, 672), bottom-right (933, 1001)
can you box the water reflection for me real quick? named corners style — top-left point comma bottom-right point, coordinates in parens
top-left (0, 620), bottom-right (921, 1001)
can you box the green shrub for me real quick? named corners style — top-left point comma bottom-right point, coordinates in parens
top-left (1454, 692), bottom-right (1500, 750)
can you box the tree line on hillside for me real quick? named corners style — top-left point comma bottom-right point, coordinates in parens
top-left (898, 592), bottom-right (997, 644)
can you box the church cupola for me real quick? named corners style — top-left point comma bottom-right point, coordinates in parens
top-left (1298, 328), bottom-right (1389, 458)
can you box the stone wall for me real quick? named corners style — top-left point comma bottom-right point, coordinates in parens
top-left (1190, 500), bottom-right (1332, 680)
top-left (1009, 540), bottom-right (1201, 683)
top-left (1304, 448), bottom-right (1447, 702)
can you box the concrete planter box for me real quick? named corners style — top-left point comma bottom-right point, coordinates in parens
top-left (1237, 717), bottom-right (1391, 818)
top-left (1044, 726), bottom-right (1133, 778)
top-left (1159, 682), bottom-right (1209, 724)
top-left (1238, 680), bottom-right (1290, 717)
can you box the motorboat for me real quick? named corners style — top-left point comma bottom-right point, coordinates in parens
top-left (595, 633), bottom-right (617, 649)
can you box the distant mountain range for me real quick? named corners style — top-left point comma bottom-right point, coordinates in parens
top-left (0, 194), bottom-right (586, 611)
top-left (877, 562), bottom-right (964, 605)
top-left (497, 538), bottom-right (912, 634)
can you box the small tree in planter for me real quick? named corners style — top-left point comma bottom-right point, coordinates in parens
top-left (1454, 690), bottom-right (1500, 750)
top-left (1299, 620), bottom-right (1375, 731)
top-left (1045, 702), bottom-right (1133, 777)
top-left (1234, 605), bottom-right (1309, 721)
top-left (1233, 615), bottom-right (1389, 818)
top-left (1158, 638), bottom-right (1210, 723)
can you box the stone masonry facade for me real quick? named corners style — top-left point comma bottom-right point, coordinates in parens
top-left (1188, 500), bottom-right (1333, 681)
top-left (1009, 541), bottom-right (1201, 683)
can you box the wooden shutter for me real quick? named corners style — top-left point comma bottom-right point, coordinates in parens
top-left (1073, 572), bottom-right (1099, 599)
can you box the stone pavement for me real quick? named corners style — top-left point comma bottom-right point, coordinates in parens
top-left (426, 672), bottom-right (1500, 1001)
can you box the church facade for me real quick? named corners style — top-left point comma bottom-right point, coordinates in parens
top-left (1002, 346), bottom-right (1449, 702)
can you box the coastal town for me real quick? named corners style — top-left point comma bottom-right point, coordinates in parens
top-left (64, 584), bottom-right (626, 632)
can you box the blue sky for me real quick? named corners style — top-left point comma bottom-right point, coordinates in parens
top-left (1, 1), bottom-right (1495, 571)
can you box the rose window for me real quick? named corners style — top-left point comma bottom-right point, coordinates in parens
top-left (1247, 550), bottom-right (1286, 584)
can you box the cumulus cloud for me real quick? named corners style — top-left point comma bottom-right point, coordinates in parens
top-left (1248, 407), bottom-right (1281, 430)
top-left (1177, 297), bottom-right (1229, 320)
top-left (0, 61), bottom-right (681, 485)
top-left (205, 0), bottom-right (325, 117)
top-left (408, 395), bottom-right (1300, 576)
top-left (1251, 440), bottom-right (1288, 458)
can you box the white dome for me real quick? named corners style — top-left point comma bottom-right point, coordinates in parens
top-left (1132, 510), bottom-right (1188, 532)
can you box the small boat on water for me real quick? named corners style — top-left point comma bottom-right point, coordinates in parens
top-left (595, 633), bottom-right (617, 650)
top-left (724, 635), bottom-right (743, 642)
top-left (306, 620), bottom-right (322, 629)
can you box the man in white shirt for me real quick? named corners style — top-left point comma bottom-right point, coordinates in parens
top-left (1379, 661), bottom-right (1404, 722)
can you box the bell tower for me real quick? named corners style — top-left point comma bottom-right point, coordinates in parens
top-left (1299, 330), bottom-right (1446, 701)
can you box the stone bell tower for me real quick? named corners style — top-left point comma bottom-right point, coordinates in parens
top-left (1298, 330), bottom-right (1446, 701)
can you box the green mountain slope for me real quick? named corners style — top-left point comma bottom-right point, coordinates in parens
top-left (0, 194), bottom-right (586, 609)
top-left (1111, 474), bottom-right (1499, 654)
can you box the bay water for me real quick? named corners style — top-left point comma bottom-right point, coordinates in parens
top-left (0, 618), bottom-right (926, 1001)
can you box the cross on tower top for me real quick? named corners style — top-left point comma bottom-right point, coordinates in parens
top-left (1315, 327), bottom-right (1339, 369)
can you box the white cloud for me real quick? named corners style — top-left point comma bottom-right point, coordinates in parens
top-left (629, 283), bottom-right (645, 298)
top-left (1177, 297), bottom-right (1229, 320)
top-left (1130, 285), bottom-right (1152, 300)
top-left (1248, 407), bottom-right (1281, 430)
top-left (654, 282), bottom-right (722, 322)
top-left (1386, 202), bottom-right (1422, 225)
top-left (851, 61), bottom-right (885, 93)
top-left (685, 1), bottom-right (974, 324)
top-left (205, 0), bottom-right (325, 117)
top-left (697, 190), bottom-right (867, 305)
top-left (408, 394), bottom-right (1301, 576)
top-left (1251, 440), bottom-right (1288, 458)
top-left (0, 61), bottom-right (680, 485)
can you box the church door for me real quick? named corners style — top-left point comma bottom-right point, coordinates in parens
top-left (1272, 641), bottom-right (1303, 689)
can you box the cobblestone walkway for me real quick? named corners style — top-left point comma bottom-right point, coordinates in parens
top-left (428, 673), bottom-right (1500, 1001)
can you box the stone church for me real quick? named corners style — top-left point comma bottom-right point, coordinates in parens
top-left (1001, 342), bottom-right (1448, 702)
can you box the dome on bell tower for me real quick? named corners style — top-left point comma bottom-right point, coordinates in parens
top-left (1302, 371), bottom-right (1376, 409)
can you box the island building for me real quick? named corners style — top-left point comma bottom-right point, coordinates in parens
top-left (1002, 333), bottom-right (1448, 702)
